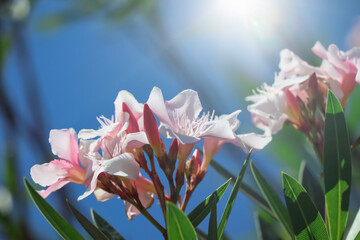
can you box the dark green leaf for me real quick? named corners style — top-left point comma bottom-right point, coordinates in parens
top-left (67, 201), bottom-right (109, 240)
top-left (324, 90), bottom-right (352, 240)
top-left (217, 151), bottom-right (251, 239)
top-left (24, 178), bottom-right (84, 240)
top-left (298, 161), bottom-right (325, 218)
top-left (250, 161), bottom-right (294, 237)
top-left (188, 178), bottom-right (231, 227)
top-left (210, 158), bottom-right (274, 218)
top-left (208, 196), bottom-right (217, 240)
top-left (91, 209), bottom-right (125, 240)
top-left (282, 173), bottom-right (329, 240)
top-left (166, 202), bottom-right (197, 240)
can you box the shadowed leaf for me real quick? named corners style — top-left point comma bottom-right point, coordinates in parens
top-left (91, 209), bottom-right (124, 240)
top-left (324, 90), bottom-right (352, 240)
top-left (67, 201), bottom-right (109, 240)
top-left (283, 173), bottom-right (329, 240)
top-left (24, 178), bottom-right (84, 240)
top-left (188, 178), bottom-right (231, 227)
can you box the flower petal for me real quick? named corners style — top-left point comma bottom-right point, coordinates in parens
top-left (122, 132), bottom-right (149, 151)
top-left (165, 89), bottom-right (202, 122)
top-left (233, 133), bottom-right (272, 153)
top-left (147, 87), bottom-right (173, 127)
top-left (30, 159), bottom-right (73, 187)
top-left (101, 153), bottom-right (140, 180)
top-left (159, 124), bottom-right (199, 144)
top-left (114, 90), bottom-right (144, 121)
top-left (49, 129), bottom-right (79, 164)
top-left (40, 179), bottom-right (70, 198)
top-left (94, 188), bottom-right (114, 202)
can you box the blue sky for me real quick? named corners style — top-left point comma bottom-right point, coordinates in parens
top-left (2, 0), bottom-right (360, 238)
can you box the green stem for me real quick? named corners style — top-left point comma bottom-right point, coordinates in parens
top-left (127, 199), bottom-right (167, 237)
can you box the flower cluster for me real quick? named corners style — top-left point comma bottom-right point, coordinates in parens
top-left (30, 87), bottom-right (270, 221)
top-left (246, 42), bottom-right (360, 159)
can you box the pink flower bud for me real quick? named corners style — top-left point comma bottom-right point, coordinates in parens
top-left (143, 104), bottom-right (163, 157)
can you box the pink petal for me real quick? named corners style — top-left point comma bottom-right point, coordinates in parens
top-left (94, 188), bottom-right (114, 202)
top-left (40, 179), bottom-right (70, 198)
top-left (30, 159), bottom-right (73, 187)
top-left (114, 90), bottom-right (144, 121)
top-left (122, 132), bottom-right (149, 151)
top-left (234, 133), bottom-right (272, 153)
top-left (147, 87), bottom-right (173, 127)
top-left (101, 153), bottom-right (140, 180)
top-left (49, 129), bottom-right (79, 165)
top-left (159, 124), bottom-right (199, 144)
top-left (165, 89), bottom-right (203, 122)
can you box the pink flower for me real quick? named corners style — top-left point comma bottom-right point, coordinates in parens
top-left (147, 87), bottom-right (236, 162)
top-left (202, 111), bottom-right (271, 170)
top-left (246, 83), bottom-right (289, 135)
top-left (30, 129), bottom-right (86, 198)
top-left (77, 113), bottom-right (148, 200)
top-left (147, 87), bottom-right (235, 144)
top-left (312, 42), bottom-right (360, 104)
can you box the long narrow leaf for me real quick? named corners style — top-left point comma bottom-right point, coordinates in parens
top-left (324, 90), bottom-right (352, 240)
top-left (91, 209), bottom-right (125, 240)
top-left (217, 151), bottom-right (251, 239)
top-left (166, 202), bottom-right (197, 240)
top-left (67, 201), bottom-right (109, 240)
top-left (188, 178), bottom-right (231, 227)
top-left (208, 197), bottom-right (217, 240)
top-left (24, 178), bottom-right (84, 240)
top-left (283, 173), bottom-right (329, 240)
top-left (298, 161), bottom-right (325, 218)
top-left (210, 158), bottom-right (274, 217)
top-left (250, 161), bottom-right (294, 237)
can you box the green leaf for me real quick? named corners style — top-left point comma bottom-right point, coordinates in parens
top-left (217, 151), bottom-right (251, 239)
top-left (346, 208), bottom-right (360, 240)
top-left (298, 161), bottom-right (325, 218)
top-left (67, 201), bottom-right (109, 240)
top-left (282, 173), bottom-right (329, 240)
top-left (210, 158), bottom-right (274, 218)
top-left (187, 178), bottom-right (231, 227)
top-left (208, 196), bottom-right (217, 240)
top-left (24, 178), bottom-right (84, 240)
top-left (324, 90), bottom-right (352, 240)
top-left (250, 161), bottom-right (294, 237)
top-left (166, 202), bottom-right (197, 240)
top-left (91, 209), bottom-right (125, 240)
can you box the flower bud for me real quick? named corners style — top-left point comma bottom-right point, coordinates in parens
top-left (143, 104), bottom-right (164, 158)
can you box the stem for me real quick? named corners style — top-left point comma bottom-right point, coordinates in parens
top-left (143, 153), bottom-right (167, 224)
top-left (127, 199), bottom-right (167, 237)
top-left (180, 188), bottom-right (194, 211)
top-left (167, 175), bottom-right (177, 203)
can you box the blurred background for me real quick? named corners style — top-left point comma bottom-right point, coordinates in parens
top-left (1, 0), bottom-right (360, 239)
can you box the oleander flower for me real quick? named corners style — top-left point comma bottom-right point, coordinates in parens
top-left (312, 41), bottom-right (360, 104)
top-left (30, 129), bottom-right (86, 198)
top-left (147, 87), bottom-right (236, 161)
top-left (78, 113), bottom-right (148, 200)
